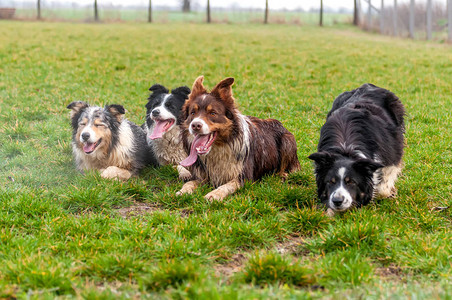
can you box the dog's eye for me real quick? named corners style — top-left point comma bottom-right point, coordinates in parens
top-left (95, 124), bottom-right (104, 127)
top-left (190, 111), bottom-right (195, 115)
top-left (345, 177), bottom-right (354, 185)
top-left (79, 123), bottom-right (86, 126)
top-left (210, 111), bottom-right (216, 116)
top-left (330, 178), bottom-right (336, 184)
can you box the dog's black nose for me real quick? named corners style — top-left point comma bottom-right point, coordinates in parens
top-left (191, 121), bottom-right (202, 132)
top-left (152, 109), bottom-right (160, 117)
top-left (81, 132), bottom-right (90, 141)
top-left (332, 197), bottom-right (344, 207)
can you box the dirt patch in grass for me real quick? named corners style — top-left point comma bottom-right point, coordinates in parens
top-left (276, 236), bottom-right (305, 255)
top-left (375, 265), bottom-right (403, 280)
top-left (179, 208), bottom-right (194, 218)
top-left (215, 253), bottom-right (247, 278)
top-left (116, 201), bottom-right (162, 219)
top-left (214, 236), bottom-right (307, 279)
top-left (116, 202), bottom-right (195, 219)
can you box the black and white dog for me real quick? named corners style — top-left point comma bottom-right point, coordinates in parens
top-left (143, 84), bottom-right (191, 179)
top-left (309, 84), bottom-right (405, 215)
top-left (67, 101), bottom-right (157, 180)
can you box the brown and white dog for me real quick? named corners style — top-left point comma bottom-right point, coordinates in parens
top-left (176, 76), bottom-right (301, 201)
top-left (67, 101), bottom-right (157, 180)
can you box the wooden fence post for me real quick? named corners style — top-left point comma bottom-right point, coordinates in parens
top-left (354, 0), bottom-right (359, 25)
top-left (37, 0), bottom-right (41, 20)
top-left (207, 0), bottom-right (211, 23)
top-left (426, 0), bottom-right (432, 40)
top-left (264, 0), bottom-right (268, 24)
top-left (409, 0), bottom-right (415, 39)
top-left (148, 0), bottom-right (152, 23)
top-left (319, 0), bottom-right (323, 26)
top-left (94, 0), bottom-right (99, 22)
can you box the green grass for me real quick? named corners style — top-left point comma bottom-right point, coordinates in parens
top-left (0, 21), bottom-right (451, 298)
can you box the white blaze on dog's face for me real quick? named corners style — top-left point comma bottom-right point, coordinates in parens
top-left (322, 159), bottom-right (383, 212)
top-left (76, 107), bottom-right (112, 154)
top-left (148, 95), bottom-right (177, 139)
top-left (328, 167), bottom-right (354, 211)
top-left (188, 117), bottom-right (211, 136)
top-left (152, 95), bottom-right (174, 121)
top-left (145, 85), bottom-right (190, 140)
top-left (180, 76), bottom-right (236, 168)
top-left (68, 103), bottom-right (126, 156)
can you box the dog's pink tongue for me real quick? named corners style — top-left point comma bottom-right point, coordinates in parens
top-left (149, 120), bottom-right (168, 140)
top-left (180, 135), bottom-right (210, 167)
top-left (83, 143), bottom-right (96, 153)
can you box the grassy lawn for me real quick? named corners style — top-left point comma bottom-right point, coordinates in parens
top-left (0, 21), bottom-right (451, 298)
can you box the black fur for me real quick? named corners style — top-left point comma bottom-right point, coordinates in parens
top-left (144, 84), bottom-right (190, 129)
top-left (309, 83), bottom-right (405, 211)
top-left (128, 120), bottom-right (158, 172)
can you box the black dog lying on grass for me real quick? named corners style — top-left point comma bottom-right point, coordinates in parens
top-left (309, 84), bottom-right (405, 216)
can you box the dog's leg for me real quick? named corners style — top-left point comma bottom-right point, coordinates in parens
top-left (278, 133), bottom-right (301, 179)
top-left (204, 179), bottom-right (241, 202)
top-left (176, 165), bottom-right (192, 181)
top-left (176, 180), bottom-right (201, 196)
top-left (376, 164), bottom-right (402, 198)
top-left (101, 166), bottom-right (133, 181)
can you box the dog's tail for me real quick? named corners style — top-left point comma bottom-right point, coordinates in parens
top-left (331, 83), bottom-right (405, 129)
top-left (359, 83), bottom-right (405, 129)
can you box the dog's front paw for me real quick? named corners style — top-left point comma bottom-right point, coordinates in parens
top-left (176, 180), bottom-right (199, 196)
top-left (178, 168), bottom-right (192, 181)
top-left (204, 189), bottom-right (226, 202)
top-left (101, 166), bottom-right (121, 179)
top-left (388, 187), bottom-right (398, 198)
top-left (176, 187), bottom-right (194, 196)
top-left (325, 208), bottom-right (335, 217)
top-left (280, 172), bottom-right (289, 182)
top-left (101, 166), bottom-right (131, 181)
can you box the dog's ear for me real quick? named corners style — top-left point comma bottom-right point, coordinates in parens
top-left (105, 104), bottom-right (126, 122)
top-left (180, 100), bottom-right (190, 123)
top-left (172, 86), bottom-right (191, 100)
top-left (352, 159), bottom-right (384, 175)
top-left (146, 84), bottom-right (169, 110)
top-left (188, 76), bottom-right (207, 101)
top-left (149, 84), bottom-right (169, 95)
top-left (67, 101), bottom-right (89, 119)
top-left (308, 151), bottom-right (338, 167)
top-left (211, 77), bottom-right (235, 105)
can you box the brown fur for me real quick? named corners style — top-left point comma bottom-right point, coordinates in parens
top-left (177, 76), bottom-right (301, 201)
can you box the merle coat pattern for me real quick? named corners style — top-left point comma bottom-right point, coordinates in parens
top-left (67, 101), bottom-right (157, 180)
